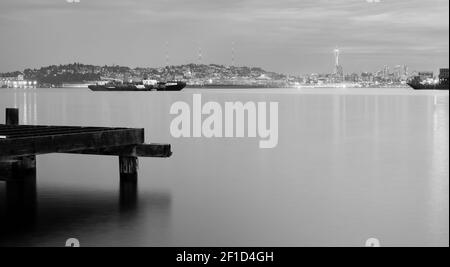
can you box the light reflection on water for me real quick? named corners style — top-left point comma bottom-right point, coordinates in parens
top-left (0, 88), bottom-right (448, 247)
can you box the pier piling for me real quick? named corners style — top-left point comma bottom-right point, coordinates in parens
top-left (119, 156), bottom-right (139, 182)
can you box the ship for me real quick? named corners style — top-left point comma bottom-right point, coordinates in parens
top-left (88, 80), bottom-right (186, 91)
top-left (407, 68), bottom-right (449, 90)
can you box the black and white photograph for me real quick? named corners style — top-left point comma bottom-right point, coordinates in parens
top-left (0, 0), bottom-right (448, 252)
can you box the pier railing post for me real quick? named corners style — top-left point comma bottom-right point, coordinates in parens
top-left (6, 108), bottom-right (19, 126)
top-left (119, 156), bottom-right (139, 182)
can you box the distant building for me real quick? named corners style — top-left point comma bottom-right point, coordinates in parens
top-left (418, 71), bottom-right (434, 80)
top-left (174, 75), bottom-right (184, 80)
top-left (383, 65), bottom-right (390, 80)
top-left (394, 65), bottom-right (402, 81)
top-left (345, 73), bottom-right (359, 83)
top-left (360, 72), bottom-right (373, 82)
top-left (403, 65), bottom-right (408, 77)
top-left (439, 68), bottom-right (449, 82)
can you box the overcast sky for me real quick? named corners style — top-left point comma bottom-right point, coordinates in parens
top-left (0, 0), bottom-right (448, 74)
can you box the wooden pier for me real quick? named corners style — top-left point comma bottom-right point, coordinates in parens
top-left (0, 108), bottom-right (172, 182)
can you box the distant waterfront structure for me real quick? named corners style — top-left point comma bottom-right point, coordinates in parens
top-left (408, 68), bottom-right (449, 89)
top-left (0, 74), bottom-right (37, 88)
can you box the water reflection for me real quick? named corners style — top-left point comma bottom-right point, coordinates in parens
top-left (0, 176), bottom-right (172, 247)
top-left (428, 95), bottom-right (449, 243)
top-left (120, 179), bottom-right (138, 212)
top-left (11, 88), bottom-right (38, 125)
top-left (5, 178), bottom-right (38, 228)
top-left (1, 88), bottom-right (448, 246)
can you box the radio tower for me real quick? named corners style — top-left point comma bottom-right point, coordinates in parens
top-left (231, 41), bottom-right (235, 67)
top-left (165, 41), bottom-right (169, 67)
top-left (198, 45), bottom-right (203, 65)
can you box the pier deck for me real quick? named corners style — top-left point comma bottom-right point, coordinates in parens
top-left (0, 108), bottom-right (172, 181)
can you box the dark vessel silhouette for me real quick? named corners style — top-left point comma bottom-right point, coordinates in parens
top-left (89, 80), bottom-right (186, 91)
top-left (407, 68), bottom-right (449, 90)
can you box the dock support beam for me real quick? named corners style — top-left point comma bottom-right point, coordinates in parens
top-left (0, 108), bottom-right (36, 181)
top-left (119, 156), bottom-right (138, 182)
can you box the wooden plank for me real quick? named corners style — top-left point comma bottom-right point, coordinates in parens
top-left (0, 127), bottom-right (93, 137)
top-left (0, 125), bottom-right (56, 131)
top-left (0, 126), bottom-right (84, 135)
top-left (1, 127), bottom-right (120, 139)
top-left (0, 125), bottom-right (45, 131)
top-left (0, 125), bottom-right (124, 137)
top-left (0, 128), bottom-right (145, 158)
top-left (66, 143), bottom-right (172, 158)
top-left (136, 143), bottom-right (172, 158)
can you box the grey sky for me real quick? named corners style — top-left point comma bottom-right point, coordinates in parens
top-left (0, 0), bottom-right (448, 74)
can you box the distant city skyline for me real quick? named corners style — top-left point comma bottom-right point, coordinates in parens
top-left (0, 0), bottom-right (448, 74)
top-left (0, 62), bottom-right (427, 89)
top-left (0, 61), bottom-right (430, 77)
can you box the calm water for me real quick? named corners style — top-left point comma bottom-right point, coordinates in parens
top-left (0, 87), bottom-right (448, 247)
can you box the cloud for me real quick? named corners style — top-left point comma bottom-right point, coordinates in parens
top-left (0, 0), bottom-right (447, 73)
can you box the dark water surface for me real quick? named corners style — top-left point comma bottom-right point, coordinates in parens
top-left (0, 88), bottom-right (448, 246)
